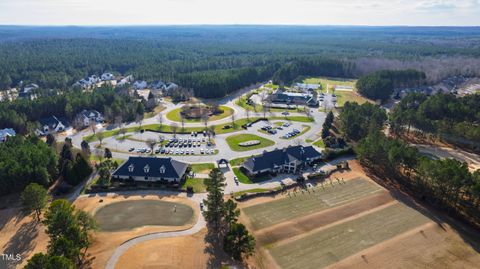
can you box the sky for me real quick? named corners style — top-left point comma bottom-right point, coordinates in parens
top-left (0, 0), bottom-right (480, 26)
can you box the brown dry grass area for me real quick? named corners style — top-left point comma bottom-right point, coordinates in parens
top-left (74, 194), bottom-right (199, 269)
top-left (115, 229), bottom-right (209, 269)
top-left (254, 192), bottom-right (395, 246)
top-left (0, 207), bottom-right (49, 269)
top-left (328, 222), bottom-right (480, 269)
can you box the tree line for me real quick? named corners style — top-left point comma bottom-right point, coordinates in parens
top-left (356, 69), bottom-right (426, 101)
top-left (0, 87), bottom-right (143, 134)
top-left (356, 130), bottom-right (480, 228)
top-left (390, 92), bottom-right (480, 151)
top-left (339, 101), bottom-right (480, 228)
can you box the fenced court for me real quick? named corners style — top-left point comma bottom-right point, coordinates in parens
top-left (242, 178), bottom-right (382, 230)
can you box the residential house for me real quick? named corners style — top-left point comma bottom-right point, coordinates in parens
top-left (116, 75), bottom-right (134, 87)
top-left (101, 73), bottom-right (115, 81)
top-left (76, 109), bottom-right (104, 127)
top-left (133, 80), bottom-right (148, 90)
top-left (112, 157), bottom-right (189, 183)
top-left (36, 116), bottom-right (69, 136)
top-left (0, 128), bottom-right (16, 142)
top-left (243, 145), bottom-right (322, 176)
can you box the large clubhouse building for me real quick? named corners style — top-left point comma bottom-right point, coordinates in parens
top-left (112, 157), bottom-right (189, 183)
top-left (243, 145), bottom-right (322, 176)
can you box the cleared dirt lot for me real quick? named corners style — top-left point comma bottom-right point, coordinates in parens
top-left (269, 203), bottom-right (431, 269)
top-left (328, 222), bottom-right (480, 269)
top-left (240, 163), bottom-right (480, 269)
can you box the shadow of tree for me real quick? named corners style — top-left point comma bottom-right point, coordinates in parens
top-left (2, 220), bottom-right (40, 269)
top-left (203, 225), bottom-right (245, 269)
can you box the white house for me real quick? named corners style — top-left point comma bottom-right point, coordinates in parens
top-left (101, 73), bottom-right (115, 81)
top-left (36, 116), bottom-right (69, 136)
top-left (133, 80), bottom-right (148, 90)
top-left (77, 110), bottom-right (104, 127)
top-left (0, 128), bottom-right (16, 142)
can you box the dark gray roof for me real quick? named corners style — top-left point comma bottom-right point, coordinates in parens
top-left (243, 146), bottom-right (322, 172)
top-left (38, 116), bottom-right (68, 129)
top-left (80, 109), bottom-right (102, 119)
top-left (112, 157), bottom-right (188, 179)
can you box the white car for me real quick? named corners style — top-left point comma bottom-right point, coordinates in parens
top-left (200, 148), bottom-right (205, 154)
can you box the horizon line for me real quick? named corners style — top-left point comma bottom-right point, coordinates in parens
top-left (1, 24), bottom-right (480, 28)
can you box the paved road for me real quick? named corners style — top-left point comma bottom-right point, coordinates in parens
top-left (78, 191), bottom-right (206, 269)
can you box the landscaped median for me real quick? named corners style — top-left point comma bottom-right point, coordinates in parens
top-left (83, 116), bottom-right (314, 142)
top-left (226, 134), bottom-right (275, 152)
top-left (166, 105), bottom-right (233, 123)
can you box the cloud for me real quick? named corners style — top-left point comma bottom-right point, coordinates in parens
top-left (415, 0), bottom-right (480, 10)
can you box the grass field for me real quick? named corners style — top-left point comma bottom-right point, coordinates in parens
top-left (190, 163), bottom-right (215, 174)
top-left (334, 90), bottom-right (372, 107)
top-left (181, 178), bottom-right (207, 193)
top-left (232, 167), bottom-right (270, 184)
top-left (243, 178), bottom-right (382, 230)
top-left (166, 105), bottom-right (233, 123)
top-left (269, 203), bottom-right (430, 269)
top-left (313, 139), bottom-right (325, 148)
top-left (225, 134), bottom-right (275, 152)
top-left (94, 200), bottom-right (194, 231)
top-left (304, 77), bottom-right (356, 93)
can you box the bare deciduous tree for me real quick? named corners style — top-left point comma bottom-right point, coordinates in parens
top-left (96, 132), bottom-right (104, 147)
top-left (171, 123), bottom-right (178, 138)
top-left (146, 138), bottom-right (157, 155)
top-left (158, 112), bottom-right (163, 132)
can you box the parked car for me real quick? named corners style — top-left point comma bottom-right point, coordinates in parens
top-left (129, 147), bottom-right (135, 152)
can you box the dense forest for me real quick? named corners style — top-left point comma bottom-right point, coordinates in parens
top-left (390, 93), bottom-right (480, 150)
top-left (0, 87), bottom-right (144, 134)
top-left (1, 26), bottom-right (480, 98)
top-left (356, 69), bottom-right (426, 101)
top-left (339, 102), bottom-right (480, 228)
top-left (0, 136), bottom-right (58, 196)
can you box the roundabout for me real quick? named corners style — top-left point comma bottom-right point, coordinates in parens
top-left (165, 105), bottom-right (234, 123)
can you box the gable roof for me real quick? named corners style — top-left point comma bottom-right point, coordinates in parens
top-left (243, 146), bottom-right (322, 172)
top-left (38, 116), bottom-right (68, 129)
top-left (0, 128), bottom-right (16, 139)
top-left (79, 109), bottom-right (102, 119)
top-left (112, 157), bottom-right (188, 179)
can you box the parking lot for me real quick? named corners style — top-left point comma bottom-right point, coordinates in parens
top-left (254, 120), bottom-right (307, 140)
top-left (105, 131), bottom-right (218, 156)
top-left (318, 92), bottom-right (336, 110)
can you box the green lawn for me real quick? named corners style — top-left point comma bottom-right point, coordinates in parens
top-left (226, 134), bottom-right (275, 152)
top-left (303, 77), bottom-right (357, 93)
top-left (190, 163), bottom-right (215, 174)
top-left (313, 139), bottom-right (325, 148)
top-left (166, 105), bottom-right (233, 123)
top-left (334, 90), bottom-right (372, 107)
top-left (232, 167), bottom-right (271, 184)
top-left (181, 178), bottom-right (207, 193)
top-left (143, 105), bottom-right (166, 119)
top-left (229, 156), bottom-right (253, 167)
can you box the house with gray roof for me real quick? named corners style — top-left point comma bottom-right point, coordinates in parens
top-left (112, 157), bottom-right (189, 183)
top-left (243, 145), bottom-right (322, 176)
top-left (0, 128), bottom-right (16, 142)
top-left (35, 116), bottom-right (69, 136)
top-left (77, 109), bottom-right (104, 127)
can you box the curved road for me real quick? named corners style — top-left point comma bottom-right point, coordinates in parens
top-left (105, 213), bottom-right (206, 269)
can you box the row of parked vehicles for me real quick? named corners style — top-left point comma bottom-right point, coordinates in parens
top-left (282, 128), bottom-right (301, 139)
top-left (165, 137), bottom-right (212, 148)
top-left (128, 147), bottom-right (215, 155)
top-left (261, 122), bottom-right (292, 135)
